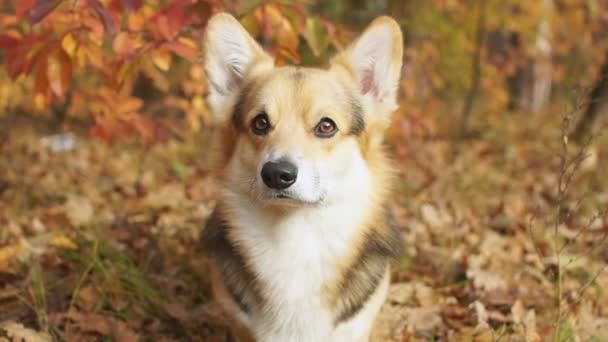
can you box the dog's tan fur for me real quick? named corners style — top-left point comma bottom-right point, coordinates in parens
top-left (200, 13), bottom-right (404, 341)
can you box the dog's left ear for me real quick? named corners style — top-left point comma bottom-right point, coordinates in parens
top-left (331, 16), bottom-right (403, 113)
top-left (203, 13), bottom-right (274, 121)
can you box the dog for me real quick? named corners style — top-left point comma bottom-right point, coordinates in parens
top-left (200, 12), bottom-right (404, 342)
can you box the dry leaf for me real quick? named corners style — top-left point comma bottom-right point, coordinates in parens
top-left (471, 300), bottom-right (490, 331)
top-left (143, 183), bottom-right (186, 209)
top-left (163, 302), bottom-right (189, 320)
top-left (0, 321), bottom-right (51, 342)
top-left (64, 194), bottom-right (94, 227)
top-left (523, 309), bottom-right (540, 342)
top-left (49, 235), bottom-right (78, 250)
top-left (405, 306), bottom-right (442, 336)
top-left (511, 299), bottom-right (525, 324)
top-left (0, 244), bottom-right (22, 270)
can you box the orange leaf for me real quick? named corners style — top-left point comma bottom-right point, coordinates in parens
top-left (127, 9), bottom-right (146, 31)
top-left (34, 57), bottom-right (49, 96)
top-left (113, 32), bottom-right (143, 58)
top-left (264, 5), bottom-right (299, 52)
top-left (116, 96), bottom-right (143, 115)
top-left (46, 48), bottom-right (72, 98)
top-left (165, 40), bottom-right (199, 61)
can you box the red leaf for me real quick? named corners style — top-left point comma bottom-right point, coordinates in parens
top-left (5, 33), bottom-right (50, 79)
top-left (121, 0), bottom-right (142, 10)
top-left (0, 35), bottom-right (18, 49)
top-left (109, 0), bottom-right (142, 11)
top-left (88, 0), bottom-right (116, 35)
top-left (6, 51), bottom-right (24, 79)
top-left (28, 0), bottom-right (63, 24)
top-left (16, 0), bottom-right (35, 17)
top-left (151, 0), bottom-right (193, 40)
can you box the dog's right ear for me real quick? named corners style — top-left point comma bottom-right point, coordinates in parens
top-left (203, 13), bottom-right (273, 121)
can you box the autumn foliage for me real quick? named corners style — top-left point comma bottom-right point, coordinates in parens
top-left (2, 1), bottom-right (608, 141)
top-left (0, 0), bottom-right (348, 142)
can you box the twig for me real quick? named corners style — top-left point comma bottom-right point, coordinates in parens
top-left (460, 0), bottom-right (487, 135)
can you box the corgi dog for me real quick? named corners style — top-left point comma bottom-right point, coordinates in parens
top-left (200, 12), bottom-right (404, 342)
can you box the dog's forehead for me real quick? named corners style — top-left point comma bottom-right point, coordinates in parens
top-left (259, 67), bottom-right (343, 101)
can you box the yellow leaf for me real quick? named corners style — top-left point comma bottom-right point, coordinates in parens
top-left (240, 12), bottom-right (260, 37)
top-left (152, 48), bottom-right (171, 71)
top-left (85, 46), bottom-right (104, 68)
top-left (187, 110), bottom-right (200, 132)
top-left (0, 244), bottom-right (22, 270)
top-left (34, 93), bottom-right (47, 112)
top-left (177, 36), bottom-right (196, 49)
top-left (62, 33), bottom-right (77, 57)
top-left (192, 95), bottom-right (204, 111)
top-left (304, 18), bottom-right (328, 56)
top-left (75, 46), bottom-right (87, 68)
top-left (49, 235), bottom-right (78, 250)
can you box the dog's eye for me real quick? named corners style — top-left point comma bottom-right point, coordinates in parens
top-left (314, 118), bottom-right (338, 138)
top-left (251, 112), bottom-right (271, 135)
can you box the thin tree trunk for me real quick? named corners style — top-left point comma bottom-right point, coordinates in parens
top-left (573, 52), bottom-right (608, 142)
top-left (531, 0), bottom-right (553, 112)
top-left (460, 0), bottom-right (487, 136)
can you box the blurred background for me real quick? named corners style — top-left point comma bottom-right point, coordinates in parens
top-left (0, 0), bottom-right (607, 341)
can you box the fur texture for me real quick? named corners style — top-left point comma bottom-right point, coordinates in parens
top-left (200, 13), bottom-right (404, 342)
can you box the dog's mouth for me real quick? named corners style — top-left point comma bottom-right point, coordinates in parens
top-left (263, 191), bottom-right (324, 207)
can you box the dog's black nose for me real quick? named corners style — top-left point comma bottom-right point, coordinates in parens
top-left (261, 160), bottom-right (298, 190)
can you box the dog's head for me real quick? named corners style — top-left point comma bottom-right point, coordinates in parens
top-left (203, 13), bottom-right (403, 207)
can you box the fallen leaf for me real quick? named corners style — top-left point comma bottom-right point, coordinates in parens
top-left (0, 321), bottom-right (51, 342)
top-left (73, 312), bottom-right (112, 335)
top-left (163, 302), bottom-right (188, 320)
top-left (471, 300), bottom-right (490, 331)
top-left (0, 244), bottom-right (22, 271)
top-left (143, 183), bottom-right (186, 209)
top-left (77, 285), bottom-right (99, 312)
top-left (111, 319), bottom-right (140, 342)
top-left (49, 235), bottom-right (78, 250)
top-left (405, 306), bottom-right (442, 336)
top-left (64, 194), bottom-right (94, 227)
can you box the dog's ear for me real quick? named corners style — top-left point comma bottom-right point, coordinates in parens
top-left (203, 13), bottom-right (273, 121)
top-left (331, 16), bottom-right (403, 113)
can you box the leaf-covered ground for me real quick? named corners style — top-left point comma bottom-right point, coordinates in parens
top-left (1, 112), bottom-right (607, 341)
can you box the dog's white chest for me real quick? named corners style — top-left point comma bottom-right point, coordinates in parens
top-left (231, 199), bottom-right (369, 341)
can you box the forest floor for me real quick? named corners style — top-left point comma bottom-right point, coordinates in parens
top-left (0, 110), bottom-right (607, 341)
